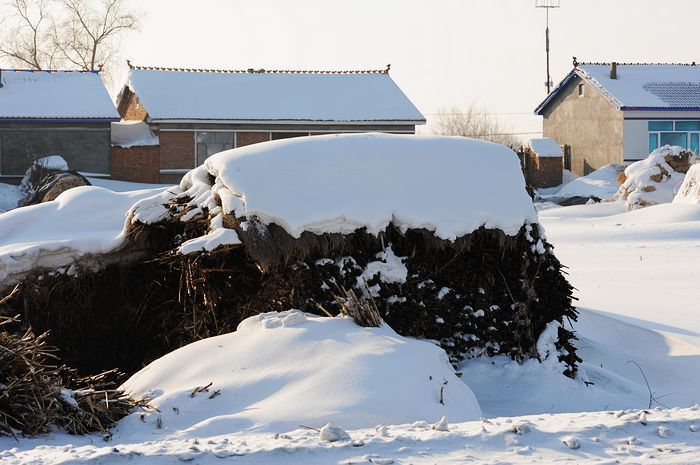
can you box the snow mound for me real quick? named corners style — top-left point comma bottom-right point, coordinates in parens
top-left (119, 310), bottom-right (481, 436)
top-left (674, 163), bottom-right (700, 204)
top-left (0, 185), bottom-right (168, 289)
top-left (555, 164), bottom-right (623, 200)
top-left (614, 145), bottom-right (697, 209)
top-left (129, 133), bottom-right (536, 241)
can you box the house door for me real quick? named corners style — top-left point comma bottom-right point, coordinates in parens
top-left (563, 145), bottom-right (572, 171)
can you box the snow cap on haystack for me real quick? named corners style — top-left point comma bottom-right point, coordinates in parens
top-left (128, 133), bottom-right (536, 249)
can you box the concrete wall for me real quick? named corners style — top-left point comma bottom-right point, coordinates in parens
top-left (542, 76), bottom-right (623, 175)
top-left (0, 124), bottom-right (111, 175)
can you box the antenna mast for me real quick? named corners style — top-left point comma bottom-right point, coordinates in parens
top-left (535, 0), bottom-right (560, 94)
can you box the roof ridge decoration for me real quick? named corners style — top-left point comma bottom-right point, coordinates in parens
top-left (126, 60), bottom-right (392, 75)
top-left (576, 61), bottom-right (698, 67)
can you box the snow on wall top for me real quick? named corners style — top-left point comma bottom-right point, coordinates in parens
top-left (111, 121), bottom-right (159, 147)
top-left (526, 138), bottom-right (563, 157)
top-left (0, 70), bottom-right (120, 120)
top-left (168, 133), bottom-right (537, 240)
top-left (536, 63), bottom-right (700, 114)
top-left (126, 68), bottom-right (426, 122)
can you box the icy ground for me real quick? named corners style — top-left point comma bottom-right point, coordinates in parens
top-left (2, 200), bottom-right (700, 463)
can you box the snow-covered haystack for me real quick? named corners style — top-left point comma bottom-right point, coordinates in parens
top-left (614, 146), bottom-right (697, 209)
top-left (119, 310), bottom-right (481, 435)
top-left (674, 163), bottom-right (700, 204)
top-left (14, 134), bottom-right (579, 378)
top-left (18, 156), bottom-right (90, 206)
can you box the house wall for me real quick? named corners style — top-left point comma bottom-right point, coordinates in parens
top-left (622, 111), bottom-right (700, 161)
top-left (111, 146), bottom-right (160, 183)
top-left (0, 123), bottom-right (111, 175)
top-left (542, 76), bottom-right (623, 175)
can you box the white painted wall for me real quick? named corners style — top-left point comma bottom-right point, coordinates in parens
top-left (623, 118), bottom-right (648, 160)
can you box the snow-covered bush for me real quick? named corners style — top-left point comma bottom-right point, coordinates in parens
top-left (614, 145), bottom-right (697, 209)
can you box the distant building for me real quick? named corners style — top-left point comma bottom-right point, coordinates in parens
top-left (0, 69), bottom-right (119, 182)
top-left (114, 64), bottom-right (426, 183)
top-left (535, 60), bottom-right (700, 175)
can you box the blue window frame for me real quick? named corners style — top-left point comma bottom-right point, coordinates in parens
top-left (647, 120), bottom-right (700, 154)
top-left (675, 121), bottom-right (700, 131)
top-left (648, 133), bottom-right (659, 153)
top-left (649, 121), bottom-right (673, 131)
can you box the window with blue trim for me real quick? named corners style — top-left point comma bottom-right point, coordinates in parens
top-left (647, 121), bottom-right (700, 154)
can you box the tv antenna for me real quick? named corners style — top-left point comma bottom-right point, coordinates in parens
top-left (536, 0), bottom-right (560, 94)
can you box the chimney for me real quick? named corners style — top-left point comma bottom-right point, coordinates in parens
top-left (610, 62), bottom-right (618, 80)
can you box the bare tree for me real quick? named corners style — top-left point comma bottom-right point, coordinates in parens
top-left (0, 0), bottom-right (139, 77)
top-left (54, 0), bottom-right (137, 72)
top-left (0, 0), bottom-right (58, 69)
top-left (432, 103), bottom-right (521, 148)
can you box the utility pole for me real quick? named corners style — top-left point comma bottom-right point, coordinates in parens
top-left (536, 0), bottom-right (560, 94)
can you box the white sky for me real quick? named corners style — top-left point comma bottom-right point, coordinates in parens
top-left (118, 0), bottom-right (699, 136)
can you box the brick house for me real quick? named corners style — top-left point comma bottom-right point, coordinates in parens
top-left (114, 64), bottom-right (426, 183)
top-left (535, 60), bottom-right (700, 175)
top-left (0, 69), bottom-right (119, 182)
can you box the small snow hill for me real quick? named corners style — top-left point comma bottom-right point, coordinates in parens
top-left (118, 310), bottom-right (481, 437)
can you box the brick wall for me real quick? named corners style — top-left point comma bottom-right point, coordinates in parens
top-left (235, 131), bottom-right (270, 147)
top-left (159, 131), bottom-right (194, 169)
top-left (524, 150), bottom-right (563, 188)
top-left (111, 146), bottom-right (160, 183)
top-left (119, 92), bottom-right (148, 121)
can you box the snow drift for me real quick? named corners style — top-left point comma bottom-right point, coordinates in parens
top-left (674, 163), bottom-right (700, 204)
top-left (119, 310), bottom-right (481, 435)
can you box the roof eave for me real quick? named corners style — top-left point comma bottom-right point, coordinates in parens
top-left (148, 118), bottom-right (426, 125)
top-left (534, 69), bottom-right (578, 115)
top-left (622, 106), bottom-right (700, 112)
top-left (0, 117), bottom-right (120, 123)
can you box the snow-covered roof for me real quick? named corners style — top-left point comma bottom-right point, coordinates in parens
top-left (0, 69), bottom-right (119, 120)
top-left (124, 67), bottom-right (425, 123)
top-left (525, 138), bottom-right (563, 157)
top-left (111, 121), bottom-right (159, 147)
top-left (535, 62), bottom-right (700, 114)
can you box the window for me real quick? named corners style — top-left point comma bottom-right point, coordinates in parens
top-left (647, 120), bottom-right (700, 154)
top-left (196, 132), bottom-right (234, 165)
top-left (578, 83), bottom-right (584, 97)
top-left (271, 132), bottom-right (309, 141)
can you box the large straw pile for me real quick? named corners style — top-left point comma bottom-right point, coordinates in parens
top-left (0, 315), bottom-right (147, 438)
